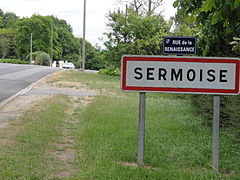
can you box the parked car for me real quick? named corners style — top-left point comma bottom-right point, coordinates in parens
top-left (63, 62), bottom-right (75, 69)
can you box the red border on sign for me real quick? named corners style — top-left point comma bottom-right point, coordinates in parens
top-left (121, 56), bottom-right (240, 95)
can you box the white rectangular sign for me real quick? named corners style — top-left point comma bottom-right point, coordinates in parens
top-left (121, 56), bottom-right (240, 94)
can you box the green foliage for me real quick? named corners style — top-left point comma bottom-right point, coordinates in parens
top-left (0, 28), bottom-right (16, 58)
top-left (31, 51), bottom-right (42, 60)
top-left (201, 0), bottom-right (216, 12)
top-left (230, 37), bottom-right (240, 54)
top-left (2, 12), bottom-right (19, 28)
top-left (104, 8), bottom-right (172, 68)
top-left (173, 0), bottom-right (240, 136)
top-left (85, 50), bottom-right (106, 70)
top-left (235, 0), bottom-right (240, 9)
top-left (0, 10), bottom-right (18, 59)
top-left (0, 58), bottom-right (28, 64)
top-left (38, 52), bottom-right (50, 66)
top-left (33, 51), bottom-right (50, 66)
top-left (0, 9), bottom-right (104, 70)
top-left (15, 14), bottom-right (53, 59)
top-left (192, 95), bottom-right (240, 137)
top-left (48, 16), bottom-right (103, 69)
top-left (98, 67), bottom-right (121, 77)
top-left (173, 0), bottom-right (240, 57)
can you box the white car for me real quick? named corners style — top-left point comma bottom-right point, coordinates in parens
top-left (63, 62), bottom-right (75, 69)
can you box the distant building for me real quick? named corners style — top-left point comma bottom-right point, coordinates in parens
top-left (52, 61), bottom-right (66, 68)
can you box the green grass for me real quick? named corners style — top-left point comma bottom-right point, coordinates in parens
top-left (0, 95), bottom-right (69, 179)
top-left (0, 71), bottom-right (239, 179)
top-left (50, 71), bottom-right (240, 179)
top-left (50, 70), bottom-right (120, 92)
top-left (70, 94), bottom-right (240, 179)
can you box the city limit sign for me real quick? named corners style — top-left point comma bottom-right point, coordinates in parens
top-left (163, 36), bottom-right (196, 55)
top-left (121, 55), bottom-right (240, 95)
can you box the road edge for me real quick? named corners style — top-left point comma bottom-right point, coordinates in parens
top-left (0, 70), bottom-right (62, 108)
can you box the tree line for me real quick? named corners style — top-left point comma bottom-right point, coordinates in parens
top-left (0, 9), bottom-right (105, 70)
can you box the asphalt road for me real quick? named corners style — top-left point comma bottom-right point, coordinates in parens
top-left (0, 63), bottom-right (60, 102)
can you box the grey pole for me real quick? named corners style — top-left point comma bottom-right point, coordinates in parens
top-left (212, 96), bottom-right (220, 172)
top-left (148, 0), bottom-right (152, 13)
top-left (50, 24), bottom-right (53, 67)
top-left (138, 92), bottom-right (146, 167)
top-left (82, 0), bottom-right (86, 72)
top-left (30, 33), bottom-right (32, 65)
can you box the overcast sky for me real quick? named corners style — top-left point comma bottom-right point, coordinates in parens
top-left (1, 0), bottom-right (176, 47)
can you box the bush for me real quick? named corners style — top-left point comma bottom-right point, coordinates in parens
top-left (98, 67), bottom-right (120, 77)
top-left (191, 94), bottom-right (240, 138)
top-left (31, 51), bottom-right (42, 62)
top-left (34, 51), bottom-right (50, 66)
top-left (0, 59), bottom-right (28, 64)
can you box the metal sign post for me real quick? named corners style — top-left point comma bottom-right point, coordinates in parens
top-left (138, 92), bottom-right (146, 166)
top-left (30, 33), bottom-right (32, 65)
top-left (212, 96), bottom-right (220, 172)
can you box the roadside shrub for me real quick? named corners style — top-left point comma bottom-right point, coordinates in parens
top-left (38, 52), bottom-right (50, 66)
top-left (34, 51), bottom-right (50, 66)
top-left (0, 59), bottom-right (28, 64)
top-left (31, 51), bottom-right (43, 61)
top-left (192, 95), bottom-right (240, 138)
top-left (98, 67), bottom-right (120, 77)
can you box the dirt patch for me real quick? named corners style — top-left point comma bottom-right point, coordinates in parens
top-left (0, 95), bottom-right (48, 128)
top-left (118, 161), bottom-right (159, 170)
top-left (53, 80), bottom-right (87, 89)
top-left (50, 96), bottom-right (94, 179)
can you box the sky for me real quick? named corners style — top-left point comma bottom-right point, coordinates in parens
top-left (1, 0), bottom-right (177, 47)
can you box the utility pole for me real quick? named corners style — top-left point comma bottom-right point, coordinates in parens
top-left (148, 0), bottom-right (152, 13)
top-left (82, 0), bottom-right (86, 72)
top-left (125, 4), bottom-right (128, 17)
top-left (30, 33), bottom-right (32, 65)
top-left (50, 24), bottom-right (53, 67)
top-left (79, 47), bottom-right (81, 63)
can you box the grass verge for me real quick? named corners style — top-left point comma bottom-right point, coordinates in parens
top-left (48, 70), bottom-right (120, 93)
top-left (0, 71), bottom-right (239, 179)
top-left (71, 95), bottom-right (240, 179)
top-left (0, 95), bottom-right (69, 179)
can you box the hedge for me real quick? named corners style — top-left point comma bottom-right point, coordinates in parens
top-left (0, 59), bottom-right (28, 64)
top-left (192, 95), bottom-right (240, 138)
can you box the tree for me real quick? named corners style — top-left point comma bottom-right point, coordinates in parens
top-left (0, 10), bottom-right (101, 68)
top-left (3, 12), bottom-right (19, 28)
top-left (173, 0), bottom-right (240, 134)
top-left (0, 28), bottom-right (16, 58)
top-left (15, 15), bottom-right (53, 59)
top-left (104, 7), bottom-right (172, 67)
top-left (173, 0), bottom-right (240, 57)
top-left (48, 15), bottom-right (77, 60)
top-left (117, 0), bottom-right (163, 14)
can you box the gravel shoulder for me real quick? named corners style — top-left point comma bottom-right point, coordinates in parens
top-left (0, 70), bottom-right (99, 129)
